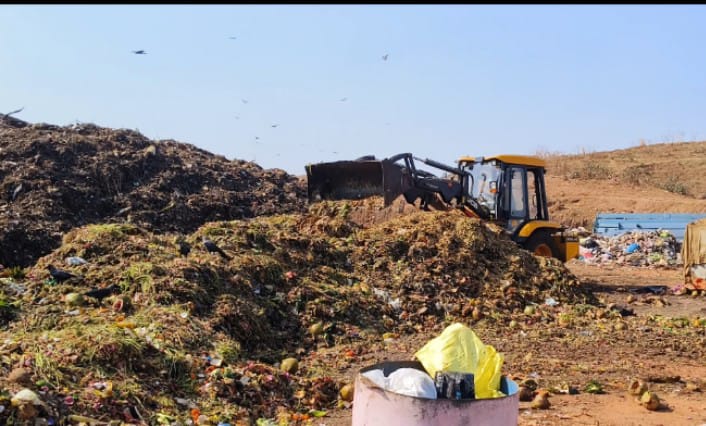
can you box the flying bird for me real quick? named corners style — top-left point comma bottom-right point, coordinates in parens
top-left (132, 50), bottom-right (147, 55)
top-left (228, 36), bottom-right (237, 40)
top-left (241, 99), bottom-right (249, 104)
top-left (271, 124), bottom-right (278, 128)
top-left (84, 284), bottom-right (121, 303)
top-left (339, 97), bottom-right (348, 102)
top-left (47, 265), bottom-right (78, 283)
top-left (202, 237), bottom-right (231, 260)
top-left (382, 53), bottom-right (389, 61)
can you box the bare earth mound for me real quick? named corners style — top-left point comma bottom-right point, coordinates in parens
top-left (542, 141), bottom-right (706, 228)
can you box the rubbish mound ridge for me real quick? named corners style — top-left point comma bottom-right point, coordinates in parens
top-left (0, 201), bottom-right (596, 424)
top-left (0, 116), bottom-right (307, 268)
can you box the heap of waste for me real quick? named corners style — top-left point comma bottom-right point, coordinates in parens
top-left (575, 229), bottom-right (681, 267)
top-left (0, 201), bottom-right (596, 424)
top-left (0, 115), bottom-right (307, 268)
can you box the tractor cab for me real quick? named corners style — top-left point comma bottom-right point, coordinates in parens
top-left (458, 155), bottom-right (577, 260)
top-left (458, 155), bottom-right (549, 234)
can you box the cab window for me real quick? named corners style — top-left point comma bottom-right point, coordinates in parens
top-left (527, 169), bottom-right (538, 219)
top-left (510, 167), bottom-right (526, 219)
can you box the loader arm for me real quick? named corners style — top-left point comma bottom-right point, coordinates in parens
top-left (306, 153), bottom-right (492, 220)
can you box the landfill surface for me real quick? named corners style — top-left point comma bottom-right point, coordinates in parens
top-left (0, 115), bottom-right (307, 268)
top-left (2, 117), bottom-right (706, 426)
top-left (0, 189), bottom-right (600, 425)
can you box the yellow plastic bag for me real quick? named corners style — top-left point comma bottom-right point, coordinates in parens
top-left (414, 322), bottom-right (505, 399)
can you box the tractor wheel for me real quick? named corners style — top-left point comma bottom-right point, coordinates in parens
top-left (524, 230), bottom-right (560, 259)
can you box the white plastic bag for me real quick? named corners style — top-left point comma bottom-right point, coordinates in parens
top-left (386, 368), bottom-right (437, 399)
top-left (362, 369), bottom-right (388, 389)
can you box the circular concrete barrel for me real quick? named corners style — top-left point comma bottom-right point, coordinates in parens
top-left (352, 361), bottom-right (519, 426)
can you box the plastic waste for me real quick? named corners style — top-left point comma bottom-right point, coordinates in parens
top-left (11, 388), bottom-right (48, 408)
top-left (65, 256), bottom-right (88, 266)
top-left (435, 371), bottom-right (475, 399)
top-left (544, 297), bottom-right (559, 307)
top-left (362, 368), bottom-right (438, 399)
top-left (361, 369), bottom-right (388, 389)
top-left (415, 323), bottom-right (505, 399)
top-left (624, 243), bottom-right (640, 254)
top-left (386, 368), bottom-right (437, 399)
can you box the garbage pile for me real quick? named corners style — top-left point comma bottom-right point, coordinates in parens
top-left (0, 202), bottom-right (596, 424)
top-left (576, 229), bottom-right (681, 267)
top-left (0, 116), bottom-right (307, 268)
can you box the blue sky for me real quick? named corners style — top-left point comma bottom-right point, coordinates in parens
top-left (2, 5), bottom-right (706, 175)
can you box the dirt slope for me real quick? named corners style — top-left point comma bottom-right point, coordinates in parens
top-left (542, 141), bottom-right (706, 228)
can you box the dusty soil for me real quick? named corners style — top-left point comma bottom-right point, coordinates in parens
top-left (316, 263), bottom-right (706, 426)
top-left (518, 263), bottom-right (706, 426)
top-left (546, 174), bottom-right (706, 230)
top-left (543, 141), bottom-right (706, 228)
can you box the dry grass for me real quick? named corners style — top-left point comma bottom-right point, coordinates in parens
top-left (536, 140), bottom-right (706, 228)
top-left (541, 140), bottom-right (706, 198)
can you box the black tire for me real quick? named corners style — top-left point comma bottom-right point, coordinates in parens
top-left (524, 229), bottom-right (560, 259)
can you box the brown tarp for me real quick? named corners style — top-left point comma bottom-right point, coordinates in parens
top-left (682, 218), bottom-right (706, 288)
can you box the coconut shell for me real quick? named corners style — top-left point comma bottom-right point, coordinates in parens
top-left (64, 292), bottom-right (84, 306)
top-left (627, 379), bottom-right (647, 396)
top-left (530, 391), bottom-right (550, 409)
top-left (280, 357), bottom-right (299, 374)
top-left (340, 383), bottom-right (355, 402)
top-left (309, 322), bottom-right (324, 336)
top-left (640, 391), bottom-right (660, 411)
top-left (518, 386), bottom-right (534, 402)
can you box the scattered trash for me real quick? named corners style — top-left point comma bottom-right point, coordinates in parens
top-left (576, 229), bottom-right (681, 267)
top-left (434, 371), bottom-right (475, 399)
top-left (530, 390), bottom-right (550, 409)
top-left (544, 297), bottom-right (559, 307)
top-left (386, 368), bottom-right (438, 399)
top-left (629, 285), bottom-right (667, 295)
top-left (518, 386), bottom-right (534, 402)
top-left (640, 391), bottom-right (661, 411)
top-left (625, 243), bottom-right (640, 254)
top-left (628, 379), bottom-right (647, 396)
top-left (415, 323), bottom-right (505, 399)
top-left (361, 369), bottom-right (387, 389)
top-left (280, 357), bottom-right (299, 374)
top-left (583, 380), bottom-right (605, 394)
top-left (11, 388), bottom-right (48, 408)
top-left (65, 256), bottom-right (88, 266)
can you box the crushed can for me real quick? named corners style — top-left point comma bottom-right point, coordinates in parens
top-left (434, 371), bottom-right (475, 400)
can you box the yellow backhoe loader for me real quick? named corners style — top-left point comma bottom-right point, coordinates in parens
top-left (306, 153), bottom-right (579, 262)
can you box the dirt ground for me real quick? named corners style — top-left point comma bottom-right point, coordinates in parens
top-left (313, 262), bottom-right (706, 426)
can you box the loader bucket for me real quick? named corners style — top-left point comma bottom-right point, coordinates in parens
top-left (306, 159), bottom-right (409, 206)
